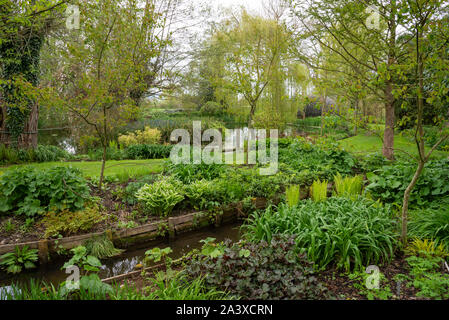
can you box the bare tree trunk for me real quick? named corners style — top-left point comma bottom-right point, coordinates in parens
top-left (99, 105), bottom-right (108, 189)
top-left (354, 98), bottom-right (358, 136)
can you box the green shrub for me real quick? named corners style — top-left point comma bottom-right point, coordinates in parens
top-left (118, 126), bottom-right (161, 147)
top-left (0, 245), bottom-right (39, 274)
top-left (164, 161), bottom-right (226, 184)
top-left (366, 159), bottom-right (449, 207)
top-left (0, 166), bottom-right (90, 217)
top-left (243, 197), bottom-right (398, 271)
top-left (357, 152), bottom-right (391, 172)
top-left (111, 175), bottom-right (157, 205)
top-left (184, 180), bottom-right (213, 210)
top-left (200, 101), bottom-right (223, 116)
top-left (125, 144), bottom-right (172, 160)
top-left (135, 177), bottom-right (184, 216)
top-left (408, 206), bottom-right (449, 250)
top-left (279, 138), bottom-right (355, 180)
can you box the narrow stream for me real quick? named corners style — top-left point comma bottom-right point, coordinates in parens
top-left (0, 222), bottom-right (242, 293)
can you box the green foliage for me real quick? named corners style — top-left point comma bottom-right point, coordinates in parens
top-left (41, 205), bottom-right (106, 238)
top-left (0, 166), bottom-right (90, 217)
top-left (1, 218), bottom-right (17, 234)
top-left (279, 138), bottom-right (356, 180)
top-left (111, 175), bottom-right (157, 205)
top-left (125, 144), bottom-right (172, 160)
top-left (403, 256), bottom-right (449, 300)
top-left (0, 279), bottom-right (64, 300)
top-left (357, 152), bottom-right (391, 172)
top-left (184, 236), bottom-right (329, 300)
top-left (62, 245), bottom-right (102, 273)
top-left (333, 173), bottom-right (364, 198)
top-left (118, 127), bottom-right (162, 148)
top-left (183, 180), bottom-right (213, 210)
top-left (164, 161), bottom-right (226, 184)
top-left (348, 271), bottom-right (393, 300)
top-left (405, 238), bottom-right (449, 258)
top-left (310, 179), bottom-right (328, 202)
top-left (366, 159), bottom-right (449, 207)
top-left (199, 237), bottom-right (225, 258)
top-left (135, 177), bottom-right (184, 216)
top-left (423, 127), bottom-right (449, 151)
top-left (200, 101), bottom-right (223, 116)
top-left (144, 247), bottom-right (173, 266)
top-left (143, 271), bottom-right (230, 300)
top-left (83, 234), bottom-right (123, 259)
top-left (0, 144), bottom-right (71, 165)
top-left (0, 245), bottom-right (38, 274)
top-left (243, 198), bottom-right (398, 271)
top-left (408, 206), bottom-right (449, 250)
top-left (285, 185), bottom-right (300, 207)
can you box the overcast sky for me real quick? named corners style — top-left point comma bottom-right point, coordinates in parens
top-left (211, 0), bottom-right (265, 15)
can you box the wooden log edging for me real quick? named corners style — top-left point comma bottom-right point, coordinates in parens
top-left (0, 196), bottom-right (276, 260)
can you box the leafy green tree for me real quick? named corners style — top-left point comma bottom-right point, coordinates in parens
top-left (44, 0), bottom-right (173, 188)
top-left (214, 10), bottom-right (290, 126)
top-left (289, 0), bottom-right (411, 159)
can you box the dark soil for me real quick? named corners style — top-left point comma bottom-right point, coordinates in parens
top-left (317, 255), bottom-right (422, 300)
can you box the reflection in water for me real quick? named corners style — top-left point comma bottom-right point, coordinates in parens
top-left (0, 222), bottom-right (242, 292)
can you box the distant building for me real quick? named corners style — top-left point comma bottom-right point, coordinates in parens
top-left (297, 96), bottom-right (338, 119)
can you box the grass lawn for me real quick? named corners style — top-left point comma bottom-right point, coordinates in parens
top-left (339, 133), bottom-right (449, 159)
top-left (0, 159), bottom-right (165, 179)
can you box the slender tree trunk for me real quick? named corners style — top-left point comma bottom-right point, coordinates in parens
top-left (354, 98), bottom-right (358, 136)
top-left (401, 22), bottom-right (427, 246)
top-left (383, 82), bottom-right (395, 160)
top-left (99, 142), bottom-right (106, 189)
top-left (383, 1), bottom-right (397, 161)
top-left (401, 160), bottom-right (424, 245)
top-left (99, 105), bottom-right (108, 189)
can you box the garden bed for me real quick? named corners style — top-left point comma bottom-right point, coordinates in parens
top-left (0, 196), bottom-right (276, 259)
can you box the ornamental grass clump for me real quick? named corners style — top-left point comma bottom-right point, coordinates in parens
top-left (242, 197), bottom-right (398, 271)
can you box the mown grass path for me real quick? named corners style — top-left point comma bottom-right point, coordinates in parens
top-left (0, 159), bottom-right (165, 178)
